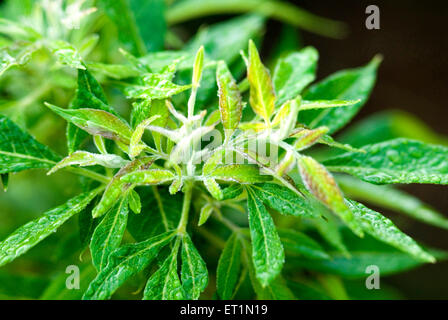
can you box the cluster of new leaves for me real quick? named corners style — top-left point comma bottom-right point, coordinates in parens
top-left (1, 37), bottom-right (448, 300)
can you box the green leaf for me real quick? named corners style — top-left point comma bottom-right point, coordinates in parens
top-left (0, 43), bottom-right (38, 76)
top-left (251, 183), bottom-right (316, 218)
top-left (297, 155), bottom-right (363, 236)
top-left (217, 61), bottom-right (243, 140)
top-left (91, 197), bottom-right (129, 271)
top-left (120, 169), bottom-right (175, 185)
top-left (127, 187), bottom-right (181, 241)
top-left (129, 115), bottom-right (160, 157)
top-left (318, 134), bottom-right (364, 153)
top-left (337, 174), bottom-right (448, 230)
top-left (347, 200), bottom-right (435, 263)
top-left (48, 40), bottom-right (85, 70)
top-left (0, 114), bottom-right (60, 174)
top-left (128, 189), bottom-right (142, 214)
top-left (217, 233), bottom-right (242, 300)
top-left (143, 238), bottom-right (185, 300)
top-left (209, 164), bottom-right (272, 184)
top-left (129, 0), bottom-right (166, 52)
top-left (0, 189), bottom-right (99, 267)
top-left (246, 188), bottom-right (284, 287)
top-left (48, 151), bottom-right (129, 175)
top-left (323, 138), bottom-right (448, 185)
top-left (46, 104), bottom-right (133, 144)
top-left (92, 158), bottom-right (153, 218)
top-left (278, 229), bottom-right (330, 260)
top-left (273, 47), bottom-right (318, 106)
top-left (198, 203), bottom-right (213, 226)
top-left (291, 127), bottom-right (329, 151)
top-left (336, 110), bottom-right (448, 149)
top-left (312, 203), bottom-right (350, 256)
top-left (247, 40), bottom-right (275, 123)
top-left (299, 56), bottom-right (381, 133)
top-left (68, 69), bottom-right (118, 153)
top-left (242, 239), bottom-right (294, 300)
top-left (203, 178), bottom-right (223, 200)
top-left (97, 0), bottom-right (146, 56)
top-left (222, 184), bottom-right (244, 200)
top-left (167, 0), bottom-right (346, 39)
top-left (181, 234), bottom-right (208, 300)
top-left (40, 264), bottom-right (97, 300)
top-left (290, 250), bottom-right (446, 279)
top-left (125, 73), bottom-right (191, 100)
top-left (191, 46), bottom-right (204, 87)
top-left (83, 231), bottom-right (174, 300)
top-left (186, 14), bottom-right (264, 64)
top-left (299, 99), bottom-right (360, 110)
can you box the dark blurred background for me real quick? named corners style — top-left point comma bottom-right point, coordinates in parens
top-left (288, 0), bottom-right (448, 299)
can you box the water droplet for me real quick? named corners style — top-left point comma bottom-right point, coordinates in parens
top-left (386, 149), bottom-right (400, 163)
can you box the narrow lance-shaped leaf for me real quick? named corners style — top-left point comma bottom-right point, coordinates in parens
top-left (83, 232), bottom-right (175, 300)
top-left (129, 0), bottom-right (166, 52)
top-left (0, 115), bottom-right (61, 174)
top-left (181, 234), bottom-right (208, 300)
top-left (129, 115), bottom-right (160, 158)
top-left (48, 40), bottom-right (85, 70)
top-left (347, 200), bottom-right (435, 263)
top-left (217, 233), bottom-right (242, 299)
top-left (209, 164), bottom-right (272, 184)
top-left (318, 134), bottom-right (364, 153)
top-left (121, 169), bottom-right (175, 185)
top-left (216, 60), bottom-right (243, 140)
top-left (241, 238), bottom-right (294, 300)
top-left (92, 157), bottom-right (154, 218)
top-left (291, 127), bottom-right (329, 151)
top-left (222, 184), bottom-right (244, 200)
top-left (143, 238), bottom-right (185, 300)
top-left (198, 203), bottom-right (214, 226)
top-left (97, 0), bottom-right (146, 56)
top-left (186, 15), bottom-right (265, 64)
top-left (299, 56), bottom-right (381, 133)
top-left (192, 46), bottom-right (204, 87)
top-left (46, 104), bottom-right (133, 144)
top-left (47, 151), bottom-right (129, 175)
top-left (292, 250), bottom-right (446, 279)
top-left (273, 47), bottom-right (318, 106)
top-left (127, 187), bottom-right (181, 241)
top-left (0, 43), bottom-right (39, 77)
top-left (125, 73), bottom-right (191, 100)
top-left (128, 189), bottom-right (142, 214)
top-left (278, 229), bottom-right (330, 260)
top-left (323, 138), bottom-right (448, 185)
top-left (299, 99), bottom-right (360, 111)
top-left (203, 178), bottom-right (223, 200)
top-left (68, 69), bottom-right (118, 153)
top-left (246, 188), bottom-right (284, 287)
top-left (336, 174), bottom-right (448, 230)
top-left (90, 197), bottom-right (129, 271)
top-left (297, 155), bottom-right (363, 237)
top-left (0, 189), bottom-right (100, 267)
top-left (251, 183), bottom-right (316, 218)
top-left (247, 40), bottom-right (275, 123)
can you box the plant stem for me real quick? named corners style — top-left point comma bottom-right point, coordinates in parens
top-left (166, 0), bottom-right (347, 39)
top-left (177, 182), bottom-right (193, 234)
